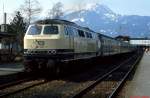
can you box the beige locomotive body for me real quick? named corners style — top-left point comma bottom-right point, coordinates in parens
top-left (24, 24), bottom-right (98, 61)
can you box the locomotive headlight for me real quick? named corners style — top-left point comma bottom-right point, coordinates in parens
top-left (24, 49), bottom-right (33, 54)
top-left (28, 50), bottom-right (31, 54)
top-left (48, 50), bottom-right (57, 54)
top-left (24, 49), bottom-right (28, 54)
top-left (51, 50), bottom-right (57, 54)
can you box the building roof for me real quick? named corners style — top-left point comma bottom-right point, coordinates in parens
top-left (0, 32), bottom-right (15, 38)
top-left (130, 38), bottom-right (150, 40)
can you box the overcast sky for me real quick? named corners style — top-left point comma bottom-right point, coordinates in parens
top-left (0, 0), bottom-right (150, 24)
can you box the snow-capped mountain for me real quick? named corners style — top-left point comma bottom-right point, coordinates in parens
top-left (63, 4), bottom-right (150, 38)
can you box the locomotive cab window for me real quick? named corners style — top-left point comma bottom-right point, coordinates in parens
top-left (43, 26), bottom-right (58, 34)
top-left (27, 25), bottom-right (42, 35)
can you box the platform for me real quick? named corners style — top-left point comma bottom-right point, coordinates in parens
top-left (0, 63), bottom-right (24, 76)
top-left (123, 52), bottom-right (150, 97)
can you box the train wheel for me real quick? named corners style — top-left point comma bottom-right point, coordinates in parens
top-left (24, 60), bottom-right (38, 73)
top-left (24, 60), bottom-right (32, 72)
top-left (56, 67), bottom-right (60, 73)
top-left (46, 59), bottom-right (56, 74)
top-left (55, 67), bottom-right (60, 76)
top-left (47, 60), bottom-right (55, 68)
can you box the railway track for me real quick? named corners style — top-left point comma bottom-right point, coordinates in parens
top-left (0, 71), bottom-right (33, 87)
top-left (0, 78), bottom-right (48, 98)
top-left (0, 77), bottom-right (31, 90)
top-left (107, 52), bottom-right (143, 98)
top-left (0, 52), bottom-right (142, 98)
top-left (0, 71), bottom-right (50, 98)
top-left (72, 52), bottom-right (143, 98)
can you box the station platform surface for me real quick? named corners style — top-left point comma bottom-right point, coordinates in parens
top-left (0, 63), bottom-right (24, 76)
top-left (123, 52), bottom-right (150, 97)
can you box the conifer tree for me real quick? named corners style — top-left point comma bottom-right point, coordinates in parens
top-left (9, 11), bottom-right (27, 50)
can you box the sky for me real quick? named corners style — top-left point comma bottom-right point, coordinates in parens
top-left (0, 0), bottom-right (150, 24)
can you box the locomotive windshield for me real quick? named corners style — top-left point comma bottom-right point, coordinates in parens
top-left (27, 25), bottom-right (42, 35)
top-left (43, 26), bottom-right (58, 34)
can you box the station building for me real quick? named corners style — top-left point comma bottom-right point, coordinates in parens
top-left (0, 24), bottom-right (17, 61)
top-left (130, 38), bottom-right (150, 51)
top-left (115, 36), bottom-right (150, 51)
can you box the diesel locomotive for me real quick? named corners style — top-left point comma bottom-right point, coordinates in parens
top-left (23, 19), bottom-right (136, 72)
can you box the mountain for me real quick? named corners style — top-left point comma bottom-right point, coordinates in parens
top-left (63, 4), bottom-right (150, 38)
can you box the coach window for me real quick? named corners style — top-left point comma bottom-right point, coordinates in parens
top-left (85, 32), bottom-right (92, 38)
top-left (73, 28), bottom-right (78, 37)
top-left (64, 26), bottom-right (69, 36)
top-left (64, 26), bottom-right (74, 37)
top-left (97, 34), bottom-right (101, 40)
top-left (68, 27), bottom-right (74, 37)
top-left (85, 32), bottom-right (89, 38)
top-left (78, 30), bottom-right (85, 37)
top-left (89, 33), bottom-right (93, 38)
top-left (92, 33), bottom-right (95, 39)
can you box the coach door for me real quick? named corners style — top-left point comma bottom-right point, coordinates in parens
top-left (97, 34), bottom-right (103, 56)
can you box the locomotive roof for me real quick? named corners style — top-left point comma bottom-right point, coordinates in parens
top-left (35, 19), bottom-right (96, 32)
top-left (35, 19), bottom-right (78, 26)
top-left (0, 32), bottom-right (15, 38)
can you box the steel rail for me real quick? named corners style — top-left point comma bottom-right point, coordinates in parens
top-left (0, 72), bottom-right (35, 90)
top-left (0, 78), bottom-right (32, 90)
top-left (0, 79), bottom-right (48, 97)
top-left (108, 52), bottom-right (143, 98)
top-left (71, 53), bottom-right (138, 98)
